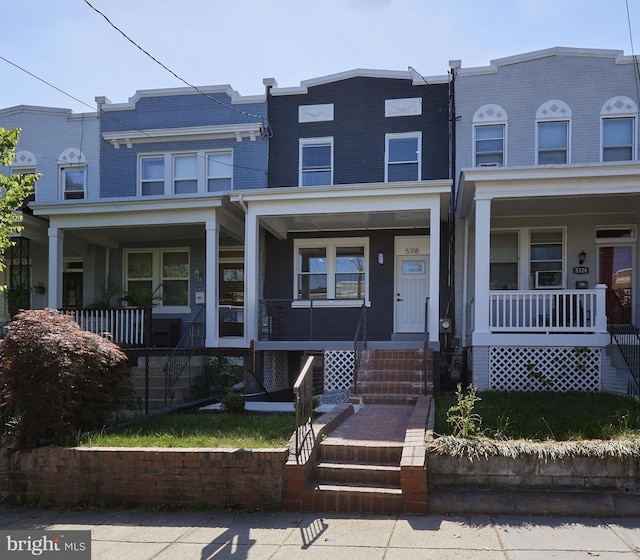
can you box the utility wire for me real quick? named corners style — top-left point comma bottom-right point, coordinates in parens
top-left (83, 0), bottom-right (267, 125)
top-left (625, 0), bottom-right (640, 107)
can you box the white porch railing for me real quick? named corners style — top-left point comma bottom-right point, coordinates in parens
top-left (63, 308), bottom-right (149, 346)
top-left (489, 287), bottom-right (606, 333)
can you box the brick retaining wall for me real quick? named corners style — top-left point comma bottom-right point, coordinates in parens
top-left (1, 446), bottom-right (288, 510)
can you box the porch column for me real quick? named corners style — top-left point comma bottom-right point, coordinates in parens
top-left (474, 196), bottom-right (492, 335)
top-left (47, 227), bottom-right (63, 309)
top-left (205, 219), bottom-right (219, 347)
top-left (428, 205), bottom-right (440, 347)
top-left (594, 283), bottom-right (608, 333)
top-left (244, 206), bottom-right (259, 344)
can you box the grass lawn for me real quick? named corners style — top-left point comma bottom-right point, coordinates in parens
top-left (79, 412), bottom-right (297, 448)
top-left (434, 390), bottom-right (640, 441)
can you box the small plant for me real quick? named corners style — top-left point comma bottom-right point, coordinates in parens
top-left (446, 383), bottom-right (482, 438)
top-left (220, 390), bottom-right (245, 414)
top-left (190, 357), bottom-right (244, 401)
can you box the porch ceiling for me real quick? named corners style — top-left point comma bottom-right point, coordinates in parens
top-left (259, 208), bottom-right (429, 235)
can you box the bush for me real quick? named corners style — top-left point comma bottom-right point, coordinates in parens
top-left (220, 390), bottom-right (245, 414)
top-left (0, 309), bottom-right (133, 448)
top-left (190, 357), bottom-right (244, 401)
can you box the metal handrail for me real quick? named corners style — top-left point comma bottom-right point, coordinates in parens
top-left (607, 290), bottom-right (640, 397)
top-left (352, 302), bottom-right (367, 392)
top-left (293, 355), bottom-right (315, 463)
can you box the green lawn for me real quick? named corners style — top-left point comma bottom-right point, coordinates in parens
top-left (434, 390), bottom-right (640, 441)
top-left (79, 413), bottom-right (297, 448)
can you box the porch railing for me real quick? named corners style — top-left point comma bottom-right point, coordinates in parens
top-left (607, 290), bottom-right (640, 397)
top-left (489, 289), bottom-right (601, 332)
top-left (63, 307), bottom-right (151, 346)
top-left (293, 355), bottom-right (315, 463)
top-left (353, 302), bottom-right (367, 391)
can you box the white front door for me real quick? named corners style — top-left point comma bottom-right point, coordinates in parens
top-left (394, 236), bottom-right (429, 333)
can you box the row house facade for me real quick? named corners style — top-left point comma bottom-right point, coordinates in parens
top-left (454, 47), bottom-right (640, 395)
top-left (3, 46), bottom-right (640, 401)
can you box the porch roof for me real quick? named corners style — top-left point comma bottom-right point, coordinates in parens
top-left (457, 162), bottom-right (640, 219)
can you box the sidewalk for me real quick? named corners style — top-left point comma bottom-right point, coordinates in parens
top-left (0, 506), bottom-right (638, 559)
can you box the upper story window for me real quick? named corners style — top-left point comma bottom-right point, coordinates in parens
top-left (140, 150), bottom-right (234, 195)
top-left (11, 160), bottom-right (37, 205)
top-left (208, 152), bottom-right (233, 192)
top-left (299, 138), bottom-right (333, 187)
top-left (601, 96), bottom-right (638, 162)
top-left (472, 104), bottom-right (508, 167)
top-left (294, 237), bottom-right (368, 303)
top-left (385, 132), bottom-right (421, 181)
top-left (536, 100), bottom-right (571, 165)
top-left (58, 148), bottom-right (86, 200)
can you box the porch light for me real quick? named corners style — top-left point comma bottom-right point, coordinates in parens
top-left (377, 252), bottom-right (384, 265)
top-left (193, 267), bottom-right (203, 282)
top-left (578, 250), bottom-right (587, 265)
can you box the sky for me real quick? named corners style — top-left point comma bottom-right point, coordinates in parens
top-left (2, 0), bottom-right (640, 114)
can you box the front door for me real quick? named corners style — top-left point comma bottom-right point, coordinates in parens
top-left (599, 245), bottom-right (633, 323)
top-left (394, 236), bottom-right (429, 333)
top-left (219, 262), bottom-right (244, 337)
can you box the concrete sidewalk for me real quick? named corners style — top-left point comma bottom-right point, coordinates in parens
top-left (0, 506), bottom-right (639, 559)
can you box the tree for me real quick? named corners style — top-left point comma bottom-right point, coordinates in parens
top-left (0, 127), bottom-right (38, 286)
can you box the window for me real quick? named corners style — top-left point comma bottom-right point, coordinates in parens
top-left (141, 156), bottom-right (164, 196)
top-left (294, 238), bottom-right (368, 302)
top-left (11, 167), bottom-right (36, 204)
top-left (537, 121), bottom-right (568, 164)
top-left (475, 125), bottom-right (504, 166)
top-left (490, 231), bottom-right (518, 290)
top-left (173, 154), bottom-right (197, 194)
top-left (61, 166), bottom-right (86, 200)
top-left (386, 133), bottom-right (421, 181)
top-left (208, 151), bottom-right (233, 191)
top-left (300, 138), bottom-right (332, 186)
top-left (124, 249), bottom-right (190, 311)
top-left (140, 150), bottom-right (235, 195)
top-left (603, 117), bottom-right (634, 161)
top-left (530, 230), bottom-right (564, 288)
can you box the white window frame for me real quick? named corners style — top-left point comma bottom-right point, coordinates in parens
top-left (139, 150), bottom-right (235, 196)
top-left (293, 237), bottom-right (369, 307)
top-left (474, 124), bottom-right (505, 167)
top-left (299, 137), bottom-right (333, 187)
top-left (530, 228), bottom-right (566, 289)
top-left (60, 165), bottom-right (86, 200)
top-left (385, 132), bottom-right (421, 182)
top-left (536, 120), bottom-right (570, 165)
top-left (173, 153), bottom-right (198, 194)
top-left (123, 248), bottom-right (190, 313)
top-left (601, 116), bottom-right (636, 162)
top-left (207, 150), bottom-right (233, 192)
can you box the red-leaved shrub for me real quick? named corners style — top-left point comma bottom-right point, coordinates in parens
top-left (0, 309), bottom-right (132, 448)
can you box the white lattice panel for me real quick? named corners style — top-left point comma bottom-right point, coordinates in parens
top-left (263, 351), bottom-right (289, 392)
top-left (490, 346), bottom-right (601, 392)
top-left (323, 350), bottom-right (355, 391)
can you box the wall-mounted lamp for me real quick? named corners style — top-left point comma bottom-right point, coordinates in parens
top-left (578, 250), bottom-right (587, 265)
top-left (193, 267), bottom-right (203, 282)
top-left (34, 281), bottom-right (46, 294)
top-left (377, 252), bottom-right (384, 265)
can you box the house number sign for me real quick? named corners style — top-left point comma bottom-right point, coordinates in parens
top-left (573, 266), bottom-right (589, 274)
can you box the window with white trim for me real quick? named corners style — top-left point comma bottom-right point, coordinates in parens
top-left (530, 230), bottom-right (564, 288)
top-left (537, 121), bottom-right (568, 164)
top-left (124, 249), bottom-right (190, 311)
top-left (602, 117), bottom-right (635, 161)
top-left (299, 138), bottom-right (333, 187)
top-left (61, 165), bottom-right (86, 200)
top-left (294, 238), bottom-right (368, 302)
top-left (11, 167), bottom-right (36, 204)
top-left (385, 132), bottom-right (421, 181)
top-left (490, 231), bottom-right (518, 290)
top-left (139, 150), bottom-right (234, 195)
top-left (474, 125), bottom-right (504, 166)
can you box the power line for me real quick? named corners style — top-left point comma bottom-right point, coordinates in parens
top-left (83, 0), bottom-right (267, 125)
top-left (625, 0), bottom-right (640, 107)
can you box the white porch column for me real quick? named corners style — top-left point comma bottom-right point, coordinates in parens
top-left (474, 196), bottom-right (492, 335)
top-left (244, 206), bottom-right (259, 344)
top-left (428, 205), bottom-right (441, 347)
top-left (204, 219), bottom-right (219, 347)
top-left (47, 227), bottom-right (63, 309)
top-left (594, 283), bottom-right (608, 333)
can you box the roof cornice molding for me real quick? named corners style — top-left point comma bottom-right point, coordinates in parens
top-left (456, 47), bottom-right (630, 77)
top-left (0, 105), bottom-right (97, 119)
top-left (270, 68), bottom-right (449, 96)
top-left (99, 85), bottom-right (265, 111)
top-left (101, 122), bottom-right (264, 148)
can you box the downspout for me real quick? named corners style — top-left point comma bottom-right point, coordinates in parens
top-left (462, 217), bottom-right (469, 344)
top-left (238, 193), bottom-right (248, 215)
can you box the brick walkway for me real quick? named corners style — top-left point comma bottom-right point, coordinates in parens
top-left (324, 404), bottom-right (414, 444)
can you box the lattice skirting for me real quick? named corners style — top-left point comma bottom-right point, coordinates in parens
top-left (323, 350), bottom-right (355, 392)
top-left (490, 346), bottom-right (601, 392)
top-left (262, 351), bottom-right (289, 393)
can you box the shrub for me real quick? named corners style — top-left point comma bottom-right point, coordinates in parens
top-left (220, 390), bottom-right (245, 414)
top-left (0, 309), bottom-right (133, 448)
top-left (190, 357), bottom-right (244, 401)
